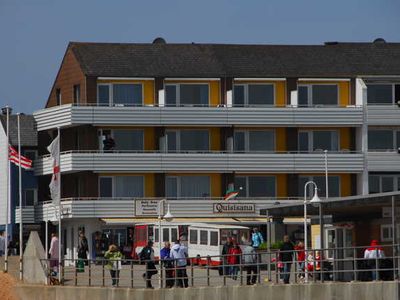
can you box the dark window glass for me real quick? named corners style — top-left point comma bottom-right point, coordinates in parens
top-left (298, 86), bottom-right (308, 106)
top-left (155, 228), bottom-right (159, 243)
top-left (73, 84), bottom-right (80, 104)
top-left (162, 228), bottom-right (169, 242)
top-left (248, 84), bottom-right (274, 105)
top-left (234, 131), bottom-right (245, 152)
top-left (99, 177), bottom-right (112, 197)
top-left (382, 177), bottom-right (394, 192)
top-left (180, 84), bottom-right (208, 106)
top-left (313, 131), bottom-right (338, 151)
top-left (165, 85), bottom-right (176, 106)
top-left (367, 84), bottom-right (393, 104)
top-left (180, 176), bottom-right (210, 198)
top-left (166, 177), bottom-right (177, 198)
top-left (166, 131), bottom-right (177, 152)
top-left (113, 130), bottom-right (143, 151)
top-left (234, 177), bottom-right (247, 197)
top-left (56, 88), bottom-right (61, 106)
top-left (312, 85), bottom-right (338, 105)
top-left (171, 228), bottom-right (178, 242)
top-left (314, 176), bottom-right (340, 198)
top-left (298, 132), bottom-right (309, 152)
top-left (210, 231), bottom-right (218, 246)
top-left (98, 85), bottom-right (110, 106)
top-left (395, 85), bottom-right (400, 104)
top-left (233, 85), bottom-right (245, 107)
top-left (24, 189), bottom-right (35, 206)
top-left (180, 130), bottom-right (209, 151)
top-left (200, 230), bottom-right (208, 245)
top-left (397, 131), bottom-right (400, 149)
top-left (368, 130), bottom-right (393, 150)
top-left (113, 84), bottom-right (142, 106)
top-left (189, 230), bottom-right (198, 244)
top-left (248, 176), bottom-right (276, 197)
top-left (249, 131), bottom-right (274, 152)
top-left (115, 176), bottom-right (144, 197)
top-left (24, 150), bottom-right (36, 161)
top-left (369, 176), bottom-right (380, 194)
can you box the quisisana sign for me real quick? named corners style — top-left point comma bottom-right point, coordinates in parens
top-left (213, 203), bottom-right (255, 214)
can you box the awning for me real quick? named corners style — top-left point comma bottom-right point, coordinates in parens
top-left (100, 217), bottom-right (268, 225)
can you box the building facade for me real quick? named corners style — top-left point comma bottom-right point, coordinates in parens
top-left (27, 39), bottom-right (400, 259)
top-left (0, 113), bottom-right (39, 248)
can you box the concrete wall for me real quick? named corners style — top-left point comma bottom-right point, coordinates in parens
top-left (15, 281), bottom-right (399, 300)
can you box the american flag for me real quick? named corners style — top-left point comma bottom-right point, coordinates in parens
top-left (9, 145), bottom-right (32, 170)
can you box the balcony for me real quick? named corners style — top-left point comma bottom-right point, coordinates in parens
top-left (15, 206), bottom-right (36, 224)
top-left (367, 151), bottom-right (400, 172)
top-left (367, 105), bottom-right (400, 126)
top-left (29, 197), bottom-right (301, 221)
top-left (34, 150), bottom-right (364, 175)
top-left (33, 104), bottom-right (364, 131)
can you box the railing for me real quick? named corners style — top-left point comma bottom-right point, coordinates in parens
top-left (41, 244), bottom-right (400, 288)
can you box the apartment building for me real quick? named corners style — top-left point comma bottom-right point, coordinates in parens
top-left (28, 38), bottom-right (400, 259)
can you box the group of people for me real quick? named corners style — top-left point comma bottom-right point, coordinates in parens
top-left (0, 231), bottom-right (20, 257)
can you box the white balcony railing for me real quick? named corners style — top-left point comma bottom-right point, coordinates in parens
top-left (367, 105), bottom-right (400, 125)
top-left (34, 150), bottom-right (365, 175)
top-left (33, 104), bottom-right (364, 131)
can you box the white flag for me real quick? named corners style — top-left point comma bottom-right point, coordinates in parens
top-left (47, 134), bottom-right (60, 205)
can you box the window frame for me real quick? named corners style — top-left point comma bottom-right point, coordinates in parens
top-left (380, 224), bottom-right (393, 242)
top-left (233, 83), bottom-right (275, 107)
top-left (165, 175), bottom-right (211, 199)
top-left (98, 129), bottom-right (144, 151)
top-left (23, 188), bottom-right (37, 206)
top-left (164, 83), bottom-right (210, 107)
top-left (368, 128), bottom-right (400, 151)
top-left (297, 84), bottom-right (339, 107)
top-left (366, 83), bottom-right (397, 105)
top-left (299, 175), bottom-right (341, 198)
top-left (298, 130), bottom-right (340, 152)
top-left (234, 129), bottom-right (275, 153)
top-left (235, 175), bottom-right (277, 198)
top-left (165, 129), bottom-right (210, 153)
top-left (368, 174), bottom-right (400, 194)
top-left (73, 84), bottom-right (81, 105)
top-left (97, 83), bottom-right (144, 106)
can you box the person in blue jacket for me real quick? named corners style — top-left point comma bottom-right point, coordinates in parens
top-left (251, 228), bottom-right (264, 249)
top-left (160, 242), bottom-right (174, 288)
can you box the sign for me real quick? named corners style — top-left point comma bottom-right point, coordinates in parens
top-left (135, 199), bottom-right (160, 216)
top-left (213, 203), bottom-right (255, 214)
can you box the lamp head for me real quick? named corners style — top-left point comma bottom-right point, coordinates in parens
top-left (310, 187), bottom-right (322, 207)
top-left (163, 204), bottom-right (174, 222)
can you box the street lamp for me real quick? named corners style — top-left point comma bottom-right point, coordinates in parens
top-left (158, 199), bottom-right (173, 288)
top-left (304, 181), bottom-right (320, 283)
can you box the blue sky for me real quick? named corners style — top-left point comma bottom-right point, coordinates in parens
top-left (1, 0), bottom-right (399, 114)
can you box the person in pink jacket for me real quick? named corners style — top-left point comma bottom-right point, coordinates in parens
top-left (49, 233), bottom-right (59, 274)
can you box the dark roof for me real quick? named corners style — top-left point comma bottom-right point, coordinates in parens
top-left (69, 41), bottom-right (400, 78)
top-left (0, 115), bottom-right (37, 147)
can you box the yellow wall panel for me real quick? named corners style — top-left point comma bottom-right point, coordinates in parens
top-left (210, 128), bottom-right (221, 151)
top-left (339, 128), bottom-right (351, 150)
top-left (144, 127), bottom-right (155, 151)
top-left (275, 128), bottom-right (286, 152)
top-left (275, 81), bottom-right (286, 107)
top-left (276, 174), bottom-right (287, 198)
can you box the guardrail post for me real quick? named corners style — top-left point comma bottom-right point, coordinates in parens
top-left (88, 259), bottom-right (92, 286)
top-left (130, 260), bottom-right (134, 288)
top-left (257, 253), bottom-right (261, 284)
top-left (102, 259), bottom-right (105, 287)
top-left (313, 250), bottom-right (316, 283)
top-left (268, 251), bottom-right (272, 282)
top-left (240, 258), bottom-right (243, 286)
top-left (190, 261), bottom-right (194, 287)
top-left (375, 255), bottom-right (379, 281)
top-left (353, 247), bottom-right (357, 281)
top-left (74, 258), bottom-right (78, 286)
top-left (160, 260), bottom-right (164, 289)
top-left (207, 256), bottom-right (210, 286)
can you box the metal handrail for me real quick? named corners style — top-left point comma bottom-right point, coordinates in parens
top-left (40, 244), bottom-right (400, 288)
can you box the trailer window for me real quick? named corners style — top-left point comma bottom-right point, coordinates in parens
top-left (200, 230), bottom-right (208, 245)
top-left (171, 228), bottom-right (178, 242)
top-left (190, 230), bottom-right (198, 244)
top-left (163, 228), bottom-right (169, 242)
top-left (154, 228), bottom-right (159, 243)
top-left (210, 231), bottom-right (218, 246)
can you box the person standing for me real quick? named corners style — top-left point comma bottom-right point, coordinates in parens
top-left (78, 232), bottom-right (89, 266)
top-left (364, 240), bottom-right (385, 281)
top-left (279, 235), bottom-right (294, 284)
top-left (139, 241), bottom-right (157, 289)
top-left (104, 244), bottom-right (123, 287)
top-left (103, 134), bottom-right (115, 151)
top-left (49, 233), bottom-right (60, 275)
top-left (243, 240), bottom-right (257, 285)
top-left (160, 241), bottom-right (174, 288)
top-left (169, 240), bottom-right (189, 288)
top-left (295, 241), bottom-right (305, 280)
top-left (221, 237), bottom-right (232, 276)
top-left (227, 239), bottom-right (242, 280)
top-left (251, 228), bottom-right (264, 249)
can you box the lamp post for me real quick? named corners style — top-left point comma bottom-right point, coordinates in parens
top-left (158, 199), bottom-right (174, 288)
top-left (304, 181), bottom-right (320, 283)
top-left (310, 184), bottom-right (323, 283)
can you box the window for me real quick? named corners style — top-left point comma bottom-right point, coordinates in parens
top-left (163, 228), bottom-right (169, 242)
top-left (24, 189), bottom-right (37, 206)
top-left (368, 129), bottom-right (400, 151)
top-left (200, 230), bottom-right (208, 245)
top-left (165, 84), bottom-right (209, 106)
top-left (233, 84), bottom-right (274, 106)
top-left (154, 228), bottom-right (159, 243)
top-left (166, 130), bottom-right (209, 152)
top-left (298, 130), bottom-right (339, 152)
top-left (99, 176), bottom-right (144, 197)
top-left (56, 88), bottom-right (61, 106)
top-left (381, 224), bottom-right (393, 242)
top-left (189, 230), bottom-right (198, 244)
top-left (24, 150), bottom-right (37, 161)
top-left (166, 175), bottom-right (210, 198)
top-left (298, 84), bottom-right (338, 106)
top-left (234, 176), bottom-right (276, 197)
top-left (299, 176), bottom-right (340, 198)
top-left (234, 130), bottom-right (275, 152)
top-left (369, 174), bottom-right (400, 194)
top-left (367, 84), bottom-right (394, 104)
top-left (210, 231), bottom-right (218, 246)
top-left (73, 84), bottom-right (80, 104)
top-left (171, 228), bottom-right (178, 242)
top-left (113, 130), bottom-right (144, 151)
top-left (97, 83), bottom-right (143, 106)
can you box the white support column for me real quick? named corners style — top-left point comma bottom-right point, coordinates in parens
top-left (226, 90), bottom-right (232, 107)
top-left (158, 89), bottom-right (165, 107)
top-left (290, 90), bottom-right (298, 107)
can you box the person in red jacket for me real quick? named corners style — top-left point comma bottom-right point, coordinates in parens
top-left (227, 239), bottom-right (242, 280)
top-left (295, 241), bottom-right (305, 279)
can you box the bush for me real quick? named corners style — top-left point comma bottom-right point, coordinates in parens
top-left (256, 241), bottom-right (283, 250)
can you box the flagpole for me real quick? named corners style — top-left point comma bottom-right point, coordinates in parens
top-left (57, 127), bottom-right (62, 283)
top-left (17, 113), bottom-right (23, 280)
top-left (4, 105), bottom-right (10, 273)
